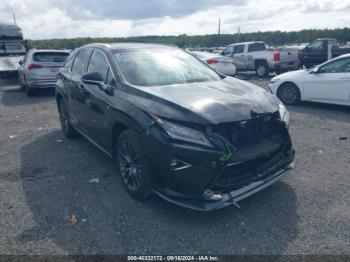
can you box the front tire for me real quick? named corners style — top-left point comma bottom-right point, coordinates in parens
top-left (277, 82), bottom-right (301, 105)
top-left (58, 99), bottom-right (79, 139)
top-left (116, 129), bottom-right (150, 199)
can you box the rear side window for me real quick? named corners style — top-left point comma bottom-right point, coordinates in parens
top-left (71, 50), bottom-right (91, 75)
top-left (33, 52), bottom-right (69, 63)
top-left (248, 43), bottom-right (266, 52)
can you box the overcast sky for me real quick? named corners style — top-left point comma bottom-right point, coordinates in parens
top-left (0, 0), bottom-right (349, 39)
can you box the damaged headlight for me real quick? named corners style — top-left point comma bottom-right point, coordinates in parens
top-left (279, 103), bottom-right (290, 127)
top-left (155, 117), bottom-right (214, 148)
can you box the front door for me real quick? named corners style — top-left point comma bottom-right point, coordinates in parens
top-left (80, 50), bottom-right (117, 149)
top-left (232, 44), bottom-right (246, 70)
top-left (303, 57), bottom-right (350, 105)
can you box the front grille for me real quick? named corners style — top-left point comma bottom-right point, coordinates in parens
top-left (211, 147), bottom-right (293, 193)
top-left (213, 111), bottom-right (282, 146)
top-left (210, 112), bottom-right (292, 193)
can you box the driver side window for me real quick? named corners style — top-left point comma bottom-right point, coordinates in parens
top-left (87, 50), bottom-right (116, 86)
top-left (319, 58), bottom-right (350, 73)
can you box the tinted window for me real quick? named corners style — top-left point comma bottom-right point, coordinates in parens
top-left (113, 48), bottom-right (221, 86)
top-left (71, 50), bottom-right (91, 75)
top-left (87, 50), bottom-right (110, 83)
top-left (248, 43), bottom-right (266, 52)
top-left (319, 57), bottom-right (350, 73)
top-left (33, 52), bottom-right (69, 63)
top-left (308, 40), bottom-right (323, 49)
top-left (234, 45), bottom-right (245, 54)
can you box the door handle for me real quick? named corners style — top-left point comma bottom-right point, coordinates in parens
top-left (78, 84), bottom-right (85, 91)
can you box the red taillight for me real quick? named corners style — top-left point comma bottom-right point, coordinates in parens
top-left (28, 64), bottom-right (43, 70)
top-left (207, 59), bottom-right (218, 64)
top-left (274, 52), bottom-right (280, 61)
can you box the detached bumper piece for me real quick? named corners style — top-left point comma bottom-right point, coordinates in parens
top-left (154, 162), bottom-right (293, 211)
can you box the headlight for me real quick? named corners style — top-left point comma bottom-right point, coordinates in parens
top-left (279, 103), bottom-right (290, 127)
top-left (155, 117), bottom-right (214, 148)
top-left (270, 78), bottom-right (280, 84)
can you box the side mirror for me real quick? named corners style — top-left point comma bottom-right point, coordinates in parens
top-left (82, 71), bottom-right (104, 83)
top-left (18, 60), bottom-right (23, 65)
top-left (82, 72), bottom-right (113, 96)
top-left (310, 67), bottom-right (320, 74)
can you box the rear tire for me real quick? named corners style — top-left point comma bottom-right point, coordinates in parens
top-left (255, 62), bottom-right (269, 78)
top-left (277, 82), bottom-right (301, 105)
top-left (18, 75), bottom-right (25, 91)
top-left (58, 99), bottom-right (79, 139)
top-left (25, 85), bottom-right (34, 97)
top-left (115, 129), bottom-right (150, 200)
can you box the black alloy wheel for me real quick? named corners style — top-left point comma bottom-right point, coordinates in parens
top-left (116, 130), bottom-right (150, 199)
top-left (58, 99), bottom-right (79, 138)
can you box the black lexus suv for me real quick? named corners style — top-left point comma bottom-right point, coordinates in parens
top-left (55, 43), bottom-right (295, 211)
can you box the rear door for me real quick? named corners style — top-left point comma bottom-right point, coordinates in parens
top-left (303, 57), bottom-right (350, 105)
top-left (68, 49), bottom-right (93, 131)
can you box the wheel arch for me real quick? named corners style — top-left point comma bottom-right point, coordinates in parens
top-left (110, 110), bottom-right (147, 158)
top-left (255, 59), bottom-right (269, 68)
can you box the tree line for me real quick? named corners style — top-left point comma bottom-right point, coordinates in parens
top-left (27, 27), bottom-right (350, 50)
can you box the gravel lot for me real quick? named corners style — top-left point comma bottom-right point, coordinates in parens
top-left (0, 76), bottom-right (349, 255)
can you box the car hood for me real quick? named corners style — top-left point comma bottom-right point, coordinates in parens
top-left (125, 77), bottom-right (281, 125)
top-left (275, 69), bottom-right (309, 79)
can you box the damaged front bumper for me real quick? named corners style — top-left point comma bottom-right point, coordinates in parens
top-left (142, 112), bottom-right (295, 211)
top-left (153, 162), bottom-right (294, 211)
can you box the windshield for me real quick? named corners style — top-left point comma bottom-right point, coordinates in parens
top-left (112, 48), bottom-right (221, 86)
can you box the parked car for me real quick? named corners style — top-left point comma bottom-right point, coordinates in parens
top-left (18, 49), bottom-right (70, 96)
top-left (56, 43), bottom-right (295, 211)
top-left (191, 51), bottom-right (236, 76)
top-left (222, 41), bottom-right (299, 77)
top-left (269, 54), bottom-right (350, 106)
top-left (299, 38), bottom-right (350, 68)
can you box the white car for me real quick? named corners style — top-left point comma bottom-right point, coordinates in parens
top-left (269, 54), bottom-right (350, 106)
top-left (191, 51), bottom-right (236, 76)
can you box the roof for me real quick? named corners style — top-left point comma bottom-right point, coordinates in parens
top-left (317, 38), bottom-right (337, 40)
top-left (83, 42), bottom-right (177, 50)
top-left (31, 49), bottom-right (70, 53)
top-left (337, 53), bottom-right (350, 58)
top-left (230, 41), bottom-right (264, 46)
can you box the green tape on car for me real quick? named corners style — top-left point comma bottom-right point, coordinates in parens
top-left (220, 144), bottom-right (234, 162)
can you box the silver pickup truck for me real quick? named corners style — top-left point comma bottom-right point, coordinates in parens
top-left (222, 41), bottom-right (299, 77)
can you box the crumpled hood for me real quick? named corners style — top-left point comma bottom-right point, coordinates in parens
top-left (126, 77), bottom-right (281, 125)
